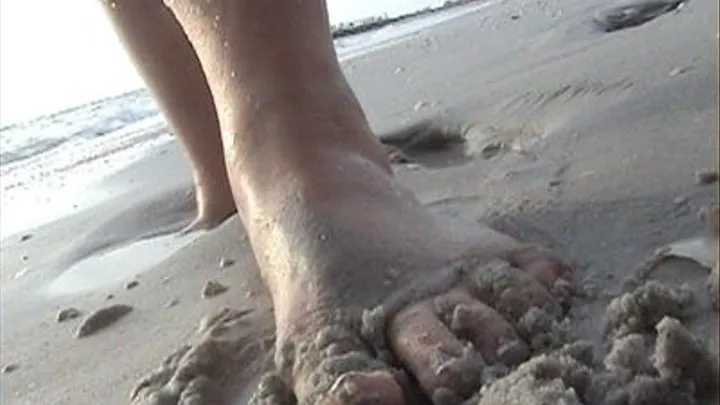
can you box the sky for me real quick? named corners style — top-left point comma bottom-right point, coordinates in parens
top-left (0, 0), bottom-right (443, 126)
top-left (0, 1), bottom-right (143, 126)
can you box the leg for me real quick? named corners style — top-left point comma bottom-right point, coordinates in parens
top-left (100, 0), bottom-right (235, 231)
top-left (161, 0), bottom-right (572, 403)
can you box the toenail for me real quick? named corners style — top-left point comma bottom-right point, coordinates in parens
top-left (449, 305), bottom-right (473, 333)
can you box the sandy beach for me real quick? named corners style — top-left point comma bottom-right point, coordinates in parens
top-left (1, 0), bottom-right (718, 403)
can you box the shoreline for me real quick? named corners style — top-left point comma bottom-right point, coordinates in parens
top-left (330, 0), bottom-right (483, 37)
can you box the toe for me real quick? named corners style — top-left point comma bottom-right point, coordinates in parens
top-left (388, 303), bottom-right (484, 400)
top-left (470, 260), bottom-right (563, 320)
top-left (508, 245), bottom-right (574, 303)
top-left (434, 291), bottom-right (530, 367)
top-left (508, 245), bottom-right (572, 286)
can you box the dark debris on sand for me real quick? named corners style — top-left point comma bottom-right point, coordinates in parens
top-left (378, 119), bottom-right (468, 154)
top-left (695, 170), bottom-right (719, 186)
top-left (201, 280), bottom-right (229, 299)
top-left (593, 0), bottom-right (687, 33)
top-left (1, 363), bottom-right (19, 374)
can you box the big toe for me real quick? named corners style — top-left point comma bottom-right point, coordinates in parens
top-left (388, 302), bottom-right (486, 402)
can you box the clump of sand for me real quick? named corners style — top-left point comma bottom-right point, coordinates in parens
top-left (130, 275), bottom-right (717, 405)
top-left (130, 307), bottom-right (273, 405)
top-left (475, 342), bottom-right (595, 405)
top-left (603, 281), bottom-right (692, 339)
top-left (653, 316), bottom-right (719, 396)
top-left (603, 334), bottom-right (654, 384)
top-left (463, 281), bottom-right (718, 405)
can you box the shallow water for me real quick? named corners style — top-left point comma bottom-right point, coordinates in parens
top-left (45, 232), bottom-right (201, 296)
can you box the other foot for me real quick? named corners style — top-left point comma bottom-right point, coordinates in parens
top-left (180, 185), bottom-right (237, 234)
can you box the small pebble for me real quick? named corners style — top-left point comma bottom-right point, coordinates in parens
top-left (21, 255), bottom-right (29, 262)
top-left (695, 169), bottom-right (719, 185)
top-left (1, 364), bottom-right (18, 374)
top-left (549, 179), bottom-right (562, 187)
top-left (76, 304), bottom-right (133, 338)
top-left (388, 149), bottom-right (412, 164)
top-left (413, 100), bottom-right (429, 111)
top-left (673, 196), bottom-right (688, 206)
top-left (201, 280), bottom-right (229, 299)
top-left (125, 280), bottom-right (139, 290)
top-left (669, 67), bottom-right (690, 77)
top-left (481, 141), bottom-right (506, 159)
top-left (218, 257), bottom-right (235, 268)
top-left (510, 14), bottom-right (521, 20)
top-left (13, 269), bottom-right (29, 280)
top-left (56, 308), bottom-right (81, 323)
top-left (393, 66), bottom-right (405, 74)
top-left (105, 294), bottom-right (115, 301)
top-left (20, 234), bottom-right (32, 242)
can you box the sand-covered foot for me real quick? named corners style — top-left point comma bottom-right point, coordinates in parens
top-left (257, 229), bottom-right (572, 405)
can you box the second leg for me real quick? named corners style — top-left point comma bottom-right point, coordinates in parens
top-left (101, 0), bottom-right (236, 231)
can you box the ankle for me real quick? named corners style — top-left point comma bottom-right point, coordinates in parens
top-left (219, 79), bottom-right (389, 167)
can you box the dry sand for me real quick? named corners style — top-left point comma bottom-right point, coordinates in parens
top-left (1, 0), bottom-right (718, 403)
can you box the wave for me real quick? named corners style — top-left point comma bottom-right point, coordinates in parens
top-left (0, 0), bottom-right (482, 170)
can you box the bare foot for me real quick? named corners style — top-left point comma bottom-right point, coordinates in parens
top-left (242, 152), bottom-right (572, 405)
top-left (181, 182), bottom-right (237, 234)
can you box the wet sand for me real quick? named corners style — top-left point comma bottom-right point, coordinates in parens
top-left (1, 0), bottom-right (718, 403)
